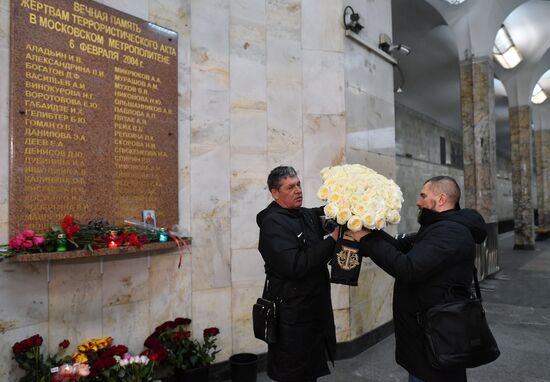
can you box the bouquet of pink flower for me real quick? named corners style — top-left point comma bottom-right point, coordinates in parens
top-left (9, 229), bottom-right (45, 250)
top-left (0, 229), bottom-right (46, 262)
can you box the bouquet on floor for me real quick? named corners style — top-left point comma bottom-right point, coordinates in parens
top-left (317, 164), bottom-right (403, 285)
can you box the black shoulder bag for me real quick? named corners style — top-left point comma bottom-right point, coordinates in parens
top-left (417, 267), bottom-right (500, 370)
top-left (252, 277), bottom-right (279, 344)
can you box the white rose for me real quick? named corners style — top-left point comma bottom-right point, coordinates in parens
top-left (325, 178), bottom-right (338, 186)
top-left (320, 166), bottom-right (331, 180)
top-left (366, 196), bottom-right (385, 216)
top-left (336, 199), bottom-right (351, 209)
top-left (336, 208), bottom-right (352, 225)
top-left (328, 192), bottom-right (342, 204)
top-left (375, 217), bottom-right (386, 230)
top-left (317, 185), bottom-right (330, 200)
top-left (324, 203), bottom-right (339, 219)
top-left (361, 213), bottom-right (376, 229)
top-left (386, 209), bottom-right (401, 224)
top-left (347, 215), bottom-right (363, 232)
top-left (351, 203), bottom-right (367, 216)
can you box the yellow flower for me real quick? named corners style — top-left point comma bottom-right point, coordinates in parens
top-left (73, 352), bottom-right (88, 364)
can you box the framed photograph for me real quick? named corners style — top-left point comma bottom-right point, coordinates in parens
top-left (143, 210), bottom-right (156, 227)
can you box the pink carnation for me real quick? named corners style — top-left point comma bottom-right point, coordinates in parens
top-left (9, 236), bottom-right (25, 249)
top-left (22, 229), bottom-right (35, 238)
top-left (22, 240), bottom-right (34, 249)
top-left (32, 236), bottom-right (45, 246)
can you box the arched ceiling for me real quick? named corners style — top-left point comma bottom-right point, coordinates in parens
top-left (391, 0), bottom-right (550, 161)
top-left (392, 0), bottom-right (460, 130)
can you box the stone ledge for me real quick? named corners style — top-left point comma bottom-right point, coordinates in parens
top-left (10, 239), bottom-right (192, 262)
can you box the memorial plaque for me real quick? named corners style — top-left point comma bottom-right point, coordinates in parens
top-left (10, 0), bottom-right (178, 234)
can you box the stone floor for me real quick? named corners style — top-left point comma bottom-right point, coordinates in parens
top-left (256, 232), bottom-right (550, 382)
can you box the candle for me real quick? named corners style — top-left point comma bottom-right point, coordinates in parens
top-left (56, 233), bottom-right (67, 252)
top-left (159, 228), bottom-right (168, 242)
top-left (108, 231), bottom-right (118, 248)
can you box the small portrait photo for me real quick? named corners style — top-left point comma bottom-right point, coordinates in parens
top-left (143, 210), bottom-right (156, 227)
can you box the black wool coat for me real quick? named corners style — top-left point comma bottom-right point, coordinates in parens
top-left (358, 208), bottom-right (487, 382)
top-left (257, 202), bottom-right (336, 382)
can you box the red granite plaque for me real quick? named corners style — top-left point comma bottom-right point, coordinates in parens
top-left (10, 0), bottom-right (178, 234)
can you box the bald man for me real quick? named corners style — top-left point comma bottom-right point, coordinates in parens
top-left (350, 176), bottom-right (487, 382)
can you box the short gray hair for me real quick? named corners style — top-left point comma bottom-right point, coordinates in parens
top-left (267, 166), bottom-right (298, 190)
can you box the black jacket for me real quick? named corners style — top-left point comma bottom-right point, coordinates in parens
top-left (257, 202), bottom-right (336, 382)
top-left (358, 208), bottom-right (487, 382)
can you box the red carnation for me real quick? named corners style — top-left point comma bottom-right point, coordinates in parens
top-left (203, 327), bottom-right (220, 337)
top-left (62, 215), bottom-right (80, 240)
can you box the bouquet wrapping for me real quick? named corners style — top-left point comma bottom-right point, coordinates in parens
top-left (317, 164), bottom-right (403, 286)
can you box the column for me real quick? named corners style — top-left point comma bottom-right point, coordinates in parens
top-left (509, 105), bottom-right (535, 249)
top-left (460, 56), bottom-right (499, 272)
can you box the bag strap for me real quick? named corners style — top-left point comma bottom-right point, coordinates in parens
top-left (416, 265), bottom-right (481, 326)
top-left (263, 274), bottom-right (287, 303)
top-left (472, 266), bottom-right (482, 301)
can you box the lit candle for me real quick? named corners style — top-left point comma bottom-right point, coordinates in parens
top-left (159, 228), bottom-right (168, 242)
top-left (108, 230), bottom-right (118, 248)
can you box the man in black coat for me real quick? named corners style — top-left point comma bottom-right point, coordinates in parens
top-left (349, 176), bottom-right (487, 382)
top-left (256, 166), bottom-right (338, 382)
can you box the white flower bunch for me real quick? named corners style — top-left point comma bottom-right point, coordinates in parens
top-left (318, 164), bottom-right (403, 232)
top-left (115, 353), bottom-right (151, 367)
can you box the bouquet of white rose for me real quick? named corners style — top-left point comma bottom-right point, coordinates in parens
top-left (318, 164), bottom-right (403, 232)
top-left (317, 164), bottom-right (403, 286)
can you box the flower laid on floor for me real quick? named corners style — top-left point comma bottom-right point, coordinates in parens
top-left (12, 335), bottom-right (72, 382)
top-left (318, 164), bottom-right (403, 231)
top-left (144, 317), bottom-right (220, 372)
top-left (50, 363), bottom-right (90, 381)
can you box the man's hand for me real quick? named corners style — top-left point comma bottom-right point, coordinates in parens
top-left (347, 229), bottom-right (370, 242)
top-left (330, 226), bottom-right (340, 241)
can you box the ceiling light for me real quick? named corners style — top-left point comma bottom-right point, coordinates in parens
top-left (532, 83), bottom-right (548, 104)
top-left (443, 0), bottom-right (465, 4)
top-left (493, 26), bottom-right (522, 69)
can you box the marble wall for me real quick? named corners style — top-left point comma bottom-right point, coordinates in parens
top-left (0, 0), bottom-right (396, 379)
top-left (343, 0), bottom-right (396, 340)
top-left (533, 108), bottom-right (550, 233)
top-left (394, 102), bottom-right (514, 234)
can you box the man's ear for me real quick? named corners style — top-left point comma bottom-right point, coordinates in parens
top-left (271, 188), bottom-right (279, 200)
top-left (438, 193), bottom-right (448, 207)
